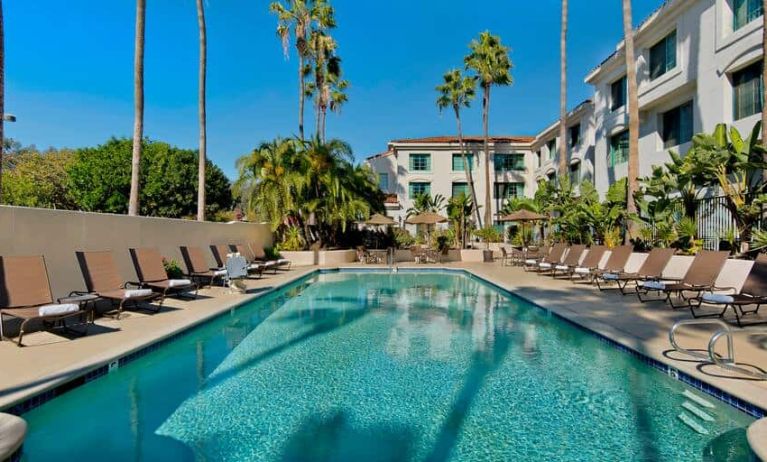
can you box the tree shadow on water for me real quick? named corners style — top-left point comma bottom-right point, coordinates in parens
top-left (279, 411), bottom-right (417, 462)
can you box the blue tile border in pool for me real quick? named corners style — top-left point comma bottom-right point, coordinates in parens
top-left (4, 267), bottom-right (766, 420)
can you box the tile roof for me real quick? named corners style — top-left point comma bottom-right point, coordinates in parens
top-left (389, 135), bottom-right (535, 144)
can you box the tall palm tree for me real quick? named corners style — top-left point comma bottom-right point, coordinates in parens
top-left (464, 31), bottom-right (513, 227)
top-left (270, 0), bottom-right (335, 140)
top-left (436, 69), bottom-right (482, 228)
top-left (196, 0), bottom-right (207, 221)
top-left (0, 0), bottom-right (5, 204)
top-left (128, 0), bottom-right (145, 216)
top-left (558, 0), bottom-right (569, 178)
top-left (622, 0), bottom-right (640, 241)
top-left (308, 30), bottom-right (344, 142)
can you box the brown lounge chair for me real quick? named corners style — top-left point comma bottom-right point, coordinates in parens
top-left (75, 251), bottom-right (162, 320)
top-left (129, 248), bottom-right (198, 299)
top-left (533, 243), bottom-right (568, 273)
top-left (250, 243), bottom-right (291, 271)
top-left (569, 245), bottom-right (608, 282)
top-left (522, 245), bottom-right (549, 270)
top-left (637, 250), bottom-right (729, 308)
top-left (692, 254), bottom-right (767, 326)
top-left (596, 247), bottom-right (675, 294)
top-left (180, 246), bottom-right (227, 287)
top-left (550, 244), bottom-right (586, 278)
top-left (593, 245), bottom-right (634, 288)
top-left (229, 244), bottom-right (267, 277)
top-left (0, 256), bottom-right (88, 347)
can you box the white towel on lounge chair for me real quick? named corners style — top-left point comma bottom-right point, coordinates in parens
top-left (525, 259), bottom-right (537, 265)
top-left (702, 293), bottom-right (734, 303)
top-left (168, 279), bottom-right (192, 288)
top-left (602, 272), bottom-right (619, 280)
top-left (213, 269), bottom-right (228, 277)
top-left (248, 263), bottom-right (263, 270)
top-left (642, 280), bottom-right (666, 290)
top-left (38, 303), bottom-right (79, 316)
top-left (123, 289), bottom-right (154, 299)
top-left (263, 260), bottom-right (278, 267)
top-left (538, 262), bottom-right (552, 269)
top-left (277, 258), bottom-right (290, 266)
top-left (555, 265), bottom-right (568, 271)
top-left (574, 267), bottom-right (591, 274)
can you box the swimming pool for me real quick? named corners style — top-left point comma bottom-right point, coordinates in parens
top-left (19, 270), bottom-right (755, 461)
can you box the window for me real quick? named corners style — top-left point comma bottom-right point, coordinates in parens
top-left (452, 182), bottom-right (469, 198)
top-left (611, 76), bottom-right (627, 111)
top-left (570, 162), bottom-right (580, 184)
top-left (609, 130), bottom-right (629, 167)
top-left (547, 139), bottom-right (557, 159)
top-left (733, 61), bottom-right (763, 120)
top-left (378, 173), bottom-right (389, 192)
top-left (494, 153), bottom-right (525, 172)
top-left (408, 182), bottom-right (430, 198)
top-left (649, 30), bottom-right (677, 80)
top-left (536, 151), bottom-right (542, 167)
top-left (409, 153), bottom-right (431, 171)
top-left (569, 124), bottom-right (581, 147)
top-left (734, 0), bottom-right (763, 30)
top-left (662, 101), bottom-right (694, 148)
top-left (494, 182), bottom-right (525, 199)
top-left (451, 153), bottom-right (474, 171)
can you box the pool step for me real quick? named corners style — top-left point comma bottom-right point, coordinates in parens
top-left (682, 401), bottom-right (715, 422)
top-left (683, 390), bottom-right (715, 409)
top-left (678, 412), bottom-right (710, 435)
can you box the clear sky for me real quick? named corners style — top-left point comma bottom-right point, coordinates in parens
top-left (5, 0), bottom-right (660, 178)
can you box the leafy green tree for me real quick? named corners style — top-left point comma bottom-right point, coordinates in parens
top-left (447, 193), bottom-right (474, 248)
top-left (2, 148), bottom-right (77, 209)
top-left (67, 137), bottom-right (232, 219)
top-left (464, 31), bottom-right (512, 227)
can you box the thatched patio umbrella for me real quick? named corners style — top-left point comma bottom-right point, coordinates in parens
top-left (360, 213), bottom-right (397, 248)
top-left (406, 212), bottom-right (448, 243)
top-left (498, 210), bottom-right (547, 246)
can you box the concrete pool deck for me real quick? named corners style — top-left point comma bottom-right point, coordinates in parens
top-left (0, 261), bottom-right (765, 421)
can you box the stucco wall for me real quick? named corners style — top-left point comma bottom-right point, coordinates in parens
top-left (0, 206), bottom-right (272, 300)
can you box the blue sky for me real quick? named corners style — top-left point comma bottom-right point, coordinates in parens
top-left (5, 0), bottom-right (659, 178)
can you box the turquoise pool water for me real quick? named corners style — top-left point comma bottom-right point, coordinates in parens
top-left (19, 271), bottom-right (755, 461)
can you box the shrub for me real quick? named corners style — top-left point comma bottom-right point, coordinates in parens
top-left (163, 258), bottom-right (184, 279)
top-left (280, 226), bottom-right (304, 251)
top-left (473, 226), bottom-right (502, 243)
top-left (393, 228), bottom-right (416, 249)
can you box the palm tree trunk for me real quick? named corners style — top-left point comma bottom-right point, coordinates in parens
top-left (128, 0), bottom-right (145, 216)
top-left (0, 0), bottom-right (5, 205)
top-left (482, 84), bottom-right (492, 227)
top-left (298, 55), bottom-right (305, 140)
top-left (622, 0), bottom-right (640, 242)
top-left (196, 0), bottom-right (207, 222)
top-left (320, 107), bottom-right (327, 142)
top-left (454, 106), bottom-right (482, 229)
top-left (558, 0), bottom-right (569, 178)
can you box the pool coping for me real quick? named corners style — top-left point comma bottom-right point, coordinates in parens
top-left (2, 265), bottom-right (765, 422)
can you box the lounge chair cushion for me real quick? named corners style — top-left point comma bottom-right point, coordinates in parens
top-left (277, 259), bottom-right (290, 266)
top-left (213, 269), bottom-right (228, 277)
top-left (602, 273), bottom-right (619, 280)
top-left (642, 280), bottom-right (666, 290)
top-left (248, 263), bottom-right (263, 270)
top-left (574, 267), bottom-right (591, 274)
top-left (702, 293), bottom-right (735, 304)
top-left (168, 279), bottom-right (193, 288)
top-left (539, 262), bottom-right (552, 269)
top-left (123, 289), bottom-right (154, 299)
top-left (38, 303), bottom-right (79, 317)
top-left (555, 265), bottom-right (568, 271)
top-left (525, 259), bottom-right (537, 265)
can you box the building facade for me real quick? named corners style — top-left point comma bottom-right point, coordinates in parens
top-left (366, 0), bottom-right (764, 224)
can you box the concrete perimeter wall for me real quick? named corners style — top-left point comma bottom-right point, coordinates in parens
top-left (0, 206), bottom-right (272, 300)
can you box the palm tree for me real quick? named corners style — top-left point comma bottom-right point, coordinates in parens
top-left (0, 0), bottom-right (5, 204)
top-left (464, 31), bottom-right (513, 228)
top-left (447, 193), bottom-right (474, 248)
top-left (196, 0), bottom-right (207, 221)
top-left (436, 69), bottom-right (482, 228)
top-left (270, 0), bottom-right (335, 140)
top-left (406, 193), bottom-right (446, 217)
top-left (558, 0), bottom-right (569, 178)
top-left (128, 0), bottom-right (145, 216)
top-left (308, 30), bottom-right (346, 142)
top-left (622, 0), bottom-right (640, 242)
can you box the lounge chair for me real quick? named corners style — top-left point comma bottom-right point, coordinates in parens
top-left (0, 255), bottom-right (88, 347)
top-left (550, 244), bottom-right (586, 278)
top-left (129, 248), bottom-right (198, 299)
top-left (75, 250), bottom-right (161, 320)
top-left (596, 247), bottom-right (675, 294)
top-left (691, 254), bottom-right (767, 326)
top-left (230, 244), bottom-right (268, 277)
top-left (637, 250), bottom-right (729, 308)
top-left (593, 245), bottom-right (634, 289)
top-left (532, 243), bottom-right (567, 273)
top-left (569, 245), bottom-right (608, 282)
top-left (180, 246), bottom-right (227, 287)
top-left (522, 246), bottom-right (549, 271)
top-left (500, 247), bottom-right (523, 266)
top-left (250, 243), bottom-right (291, 272)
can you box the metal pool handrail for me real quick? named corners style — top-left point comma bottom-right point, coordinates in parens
top-left (708, 329), bottom-right (767, 380)
top-left (669, 319), bottom-right (733, 362)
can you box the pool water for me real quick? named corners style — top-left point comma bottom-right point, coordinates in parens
top-left (20, 271), bottom-right (755, 461)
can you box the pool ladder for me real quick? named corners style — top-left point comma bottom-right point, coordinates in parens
top-left (668, 319), bottom-right (767, 380)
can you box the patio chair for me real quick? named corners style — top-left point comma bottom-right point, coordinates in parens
top-left (250, 243), bottom-right (291, 272)
top-left (0, 255), bottom-right (88, 347)
top-left (501, 247), bottom-right (523, 266)
top-left (180, 246), bottom-right (228, 287)
top-left (410, 246), bottom-right (427, 264)
top-left (637, 250), bottom-right (729, 308)
top-left (593, 245), bottom-right (634, 289)
top-left (533, 243), bottom-right (568, 274)
top-left (75, 250), bottom-right (161, 320)
top-left (569, 245), bottom-right (608, 282)
top-left (550, 244), bottom-right (586, 278)
top-left (595, 247), bottom-right (674, 294)
top-left (129, 248), bottom-right (198, 299)
top-left (691, 254), bottom-right (767, 326)
top-left (231, 244), bottom-right (268, 277)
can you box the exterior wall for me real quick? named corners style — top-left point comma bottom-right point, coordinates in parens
top-left (588, 0), bottom-right (763, 196)
top-left (0, 206), bottom-right (273, 300)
